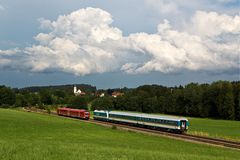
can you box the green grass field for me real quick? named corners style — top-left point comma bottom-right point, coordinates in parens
top-left (188, 117), bottom-right (240, 141)
top-left (0, 109), bottom-right (239, 160)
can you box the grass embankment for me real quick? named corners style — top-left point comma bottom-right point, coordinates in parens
top-left (188, 117), bottom-right (240, 141)
top-left (0, 109), bottom-right (239, 160)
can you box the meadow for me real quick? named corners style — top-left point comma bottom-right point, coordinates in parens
top-left (188, 117), bottom-right (240, 141)
top-left (0, 109), bottom-right (240, 160)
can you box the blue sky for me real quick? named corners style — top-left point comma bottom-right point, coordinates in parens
top-left (0, 0), bottom-right (239, 89)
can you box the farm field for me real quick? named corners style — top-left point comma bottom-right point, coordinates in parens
top-left (188, 117), bottom-right (240, 141)
top-left (0, 109), bottom-right (240, 160)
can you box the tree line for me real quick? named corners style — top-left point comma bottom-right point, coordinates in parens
top-left (0, 86), bottom-right (92, 110)
top-left (91, 81), bottom-right (240, 120)
top-left (0, 81), bottom-right (239, 120)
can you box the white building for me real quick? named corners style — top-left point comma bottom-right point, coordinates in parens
top-left (74, 85), bottom-right (85, 96)
top-left (99, 93), bottom-right (105, 97)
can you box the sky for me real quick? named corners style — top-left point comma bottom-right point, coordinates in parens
top-left (0, 0), bottom-right (239, 89)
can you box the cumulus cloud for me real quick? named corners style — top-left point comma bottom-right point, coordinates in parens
top-left (0, 7), bottom-right (239, 75)
top-left (190, 11), bottom-right (240, 37)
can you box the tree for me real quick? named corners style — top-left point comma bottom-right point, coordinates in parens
top-left (68, 96), bottom-right (88, 110)
top-left (53, 90), bottom-right (66, 98)
top-left (136, 90), bottom-right (149, 112)
top-left (145, 96), bottom-right (158, 113)
top-left (0, 86), bottom-right (16, 107)
top-left (91, 97), bottom-right (113, 111)
top-left (15, 94), bottom-right (27, 107)
top-left (232, 82), bottom-right (240, 120)
top-left (113, 96), bottom-right (127, 110)
top-left (124, 96), bottom-right (139, 111)
top-left (213, 81), bottom-right (235, 120)
top-left (157, 96), bottom-right (167, 113)
top-left (31, 93), bottom-right (41, 106)
top-left (172, 89), bottom-right (186, 115)
top-left (182, 83), bottom-right (203, 117)
top-left (39, 89), bottom-right (54, 105)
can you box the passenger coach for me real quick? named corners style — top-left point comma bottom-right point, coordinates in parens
top-left (93, 110), bottom-right (188, 133)
top-left (57, 108), bottom-right (90, 120)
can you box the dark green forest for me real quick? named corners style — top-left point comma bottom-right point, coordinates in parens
top-left (0, 81), bottom-right (239, 120)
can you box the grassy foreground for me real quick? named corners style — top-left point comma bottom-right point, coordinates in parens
top-left (188, 117), bottom-right (240, 141)
top-left (0, 109), bottom-right (239, 160)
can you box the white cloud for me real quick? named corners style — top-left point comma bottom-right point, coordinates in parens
top-left (190, 11), bottom-right (240, 37)
top-left (23, 7), bottom-right (126, 75)
top-left (122, 11), bottom-right (240, 74)
top-left (0, 8), bottom-right (239, 75)
top-left (0, 48), bottom-right (20, 55)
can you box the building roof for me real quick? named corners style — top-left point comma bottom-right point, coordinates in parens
top-left (112, 91), bottom-right (124, 97)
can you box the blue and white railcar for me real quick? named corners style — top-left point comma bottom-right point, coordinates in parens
top-left (93, 110), bottom-right (189, 133)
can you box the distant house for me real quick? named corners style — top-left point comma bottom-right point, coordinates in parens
top-left (99, 93), bottom-right (105, 97)
top-left (73, 86), bottom-right (86, 96)
top-left (112, 91), bottom-right (124, 98)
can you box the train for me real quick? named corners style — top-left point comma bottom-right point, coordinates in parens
top-left (56, 108), bottom-right (189, 133)
top-left (57, 108), bottom-right (90, 120)
top-left (93, 110), bottom-right (189, 133)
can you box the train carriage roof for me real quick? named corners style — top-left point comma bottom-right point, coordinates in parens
top-left (94, 110), bottom-right (188, 121)
top-left (58, 108), bottom-right (87, 112)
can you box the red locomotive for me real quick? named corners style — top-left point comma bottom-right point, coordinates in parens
top-left (57, 108), bottom-right (90, 120)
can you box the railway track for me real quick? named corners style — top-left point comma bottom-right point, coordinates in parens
top-left (23, 108), bottom-right (240, 150)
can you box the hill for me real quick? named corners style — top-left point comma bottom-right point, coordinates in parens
top-left (19, 84), bottom-right (96, 94)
